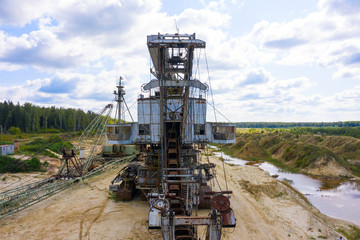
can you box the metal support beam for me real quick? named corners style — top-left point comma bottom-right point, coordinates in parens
top-left (0, 155), bottom-right (136, 219)
top-left (174, 216), bottom-right (211, 225)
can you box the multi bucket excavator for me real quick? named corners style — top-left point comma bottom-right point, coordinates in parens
top-left (107, 33), bottom-right (236, 240)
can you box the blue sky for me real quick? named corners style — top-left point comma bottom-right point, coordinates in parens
top-left (0, 0), bottom-right (360, 122)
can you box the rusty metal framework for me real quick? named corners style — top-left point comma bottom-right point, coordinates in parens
top-left (56, 103), bottom-right (113, 178)
top-left (0, 155), bottom-right (136, 219)
top-left (0, 103), bottom-right (129, 220)
top-left (108, 33), bottom-right (236, 240)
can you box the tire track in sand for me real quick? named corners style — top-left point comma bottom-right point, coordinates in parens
top-left (79, 198), bottom-right (109, 240)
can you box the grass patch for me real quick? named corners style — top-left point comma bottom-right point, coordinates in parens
top-left (280, 180), bottom-right (312, 206)
top-left (21, 135), bottom-right (73, 156)
top-left (337, 225), bottom-right (360, 240)
top-left (266, 158), bottom-right (298, 173)
top-left (108, 191), bottom-right (119, 202)
top-left (217, 129), bottom-right (360, 177)
top-left (274, 192), bottom-right (284, 198)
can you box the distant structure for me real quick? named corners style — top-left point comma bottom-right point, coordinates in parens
top-left (0, 145), bottom-right (14, 155)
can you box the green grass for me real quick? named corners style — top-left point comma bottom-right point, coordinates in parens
top-left (337, 225), bottom-right (360, 240)
top-left (218, 129), bottom-right (360, 177)
top-left (107, 191), bottom-right (121, 202)
top-left (21, 135), bottom-right (73, 156)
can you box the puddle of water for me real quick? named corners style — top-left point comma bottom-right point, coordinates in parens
top-left (307, 182), bottom-right (360, 226)
top-left (213, 151), bottom-right (248, 166)
top-left (214, 150), bottom-right (360, 226)
top-left (258, 162), bottom-right (322, 194)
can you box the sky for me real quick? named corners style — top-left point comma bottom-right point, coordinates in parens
top-left (0, 0), bottom-right (360, 122)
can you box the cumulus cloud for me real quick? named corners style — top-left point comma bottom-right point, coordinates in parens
top-left (0, 0), bottom-right (166, 71)
top-left (264, 38), bottom-right (307, 49)
top-left (275, 77), bottom-right (312, 90)
top-left (245, 0), bottom-right (360, 80)
top-left (319, 0), bottom-right (360, 15)
top-left (0, 30), bottom-right (90, 69)
top-left (0, 0), bottom-right (52, 26)
top-left (39, 77), bottom-right (77, 94)
top-left (0, 72), bottom-right (122, 112)
top-left (1, 0), bottom-right (360, 122)
top-left (240, 68), bottom-right (271, 85)
top-left (343, 52), bottom-right (360, 65)
top-left (0, 78), bottom-right (49, 103)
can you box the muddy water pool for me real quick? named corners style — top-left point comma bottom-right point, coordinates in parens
top-left (213, 151), bottom-right (360, 226)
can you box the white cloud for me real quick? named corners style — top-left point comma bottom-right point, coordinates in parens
top-left (0, 0), bottom-right (53, 26)
top-left (0, 78), bottom-right (50, 103)
top-left (242, 1), bottom-right (360, 80)
top-left (319, 0), bottom-right (360, 16)
top-left (0, 0), bottom-right (360, 122)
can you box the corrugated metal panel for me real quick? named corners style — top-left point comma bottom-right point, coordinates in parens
top-left (0, 145), bottom-right (14, 155)
top-left (183, 122), bottom-right (193, 143)
top-left (150, 124), bottom-right (160, 143)
top-left (206, 123), bottom-right (213, 141)
top-left (183, 98), bottom-right (207, 143)
top-left (190, 98), bottom-right (206, 124)
top-left (138, 99), bottom-right (160, 144)
top-left (136, 97), bottom-right (209, 144)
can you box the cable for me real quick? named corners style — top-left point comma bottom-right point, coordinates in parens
top-left (206, 102), bottom-right (234, 124)
top-left (205, 148), bottom-right (222, 192)
top-left (204, 50), bottom-right (217, 123)
top-left (220, 151), bottom-right (229, 192)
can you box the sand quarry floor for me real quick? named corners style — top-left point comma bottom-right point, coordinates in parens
top-left (0, 154), bottom-right (353, 240)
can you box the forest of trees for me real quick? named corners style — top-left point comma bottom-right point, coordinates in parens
top-left (1, 100), bottom-right (359, 135)
top-left (235, 121), bottom-right (360, 128)
top-left (0, 101), bottom-right (97, 133)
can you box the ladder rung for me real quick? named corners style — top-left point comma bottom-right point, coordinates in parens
top-left (163, 168), bottom-right (191, 171)
top-left (166, 180), bottom-right (197, 183)
top-left (169, 184), bottom-right (180, 191)
top-left (168, 149), bottom-right (177, 154)
top-left (168, 159), bottom-right (178, 165)
top-left (164, 174), bottom-right (194, 178)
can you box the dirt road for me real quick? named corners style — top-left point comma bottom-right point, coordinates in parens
top-left (0, 154), bottom-right (353, 240)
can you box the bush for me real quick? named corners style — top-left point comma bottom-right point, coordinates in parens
top-left (24, 157), bottom-right (41, 171)
top-left (0, 155), bottom-right (47, 173)
top-left (8, 127), bottom-right (21, 135)
top-left (39, 128), bottom-right (61, 133)
top-left (0, 155), bottom-right (21, 173)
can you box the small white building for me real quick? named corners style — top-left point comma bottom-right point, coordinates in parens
top-left (0, 145), bottom-right (14, 155)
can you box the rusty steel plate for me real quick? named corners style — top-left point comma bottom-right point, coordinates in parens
top-left (211, 195), bottom-right (230, 212)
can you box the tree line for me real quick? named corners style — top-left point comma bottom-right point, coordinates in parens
top-left (235, 121), bottom-right (360, 128)
top-left (0, 101), bottom-right (97, 133)
top-left (289, 127), bottom-right (360, 139)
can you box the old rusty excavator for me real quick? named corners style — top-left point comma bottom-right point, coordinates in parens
top-left (107, 33), bottom-right (236, 240)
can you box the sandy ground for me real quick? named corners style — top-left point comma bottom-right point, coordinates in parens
top-left (0, 154), bottom-right (353, 240)
top-left (0, 156), bottom-right (61, 192)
